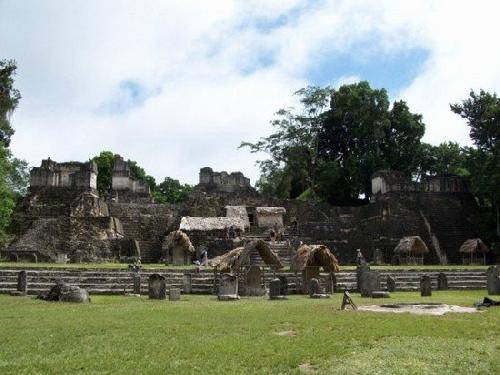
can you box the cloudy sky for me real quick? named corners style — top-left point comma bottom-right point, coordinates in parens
top-left (1, 0), bottom-right (500, 185)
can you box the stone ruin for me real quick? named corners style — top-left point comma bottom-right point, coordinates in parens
top-left (111, 155), bottom-right (152, 203)
top-left (196, 167), bottom-right (257, 196)
top-left (3, 156), bottom-right (491, 266)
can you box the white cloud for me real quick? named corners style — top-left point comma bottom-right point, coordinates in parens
top-left (1, 0), bottom-right (500, 185)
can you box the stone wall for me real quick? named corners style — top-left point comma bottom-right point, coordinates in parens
top-left (30, 159), bottom-right (97, 190)
top-left (196, 167), bottom-right (257, 195)
top-left (111, 155), bottom-right (151, 202)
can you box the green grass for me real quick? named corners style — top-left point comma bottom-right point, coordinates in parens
top-left (0, 291), bottom-right (498, 374)
top-left (0, 261), bottom-right (489, 271)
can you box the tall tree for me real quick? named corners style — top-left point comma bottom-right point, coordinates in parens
top-left (0, 60), bottom-right (21, 147)
top-left (243, 82), bottom-right (426, 204)
top-left (451, 90), bottom-right (500, 235)
top-left (0, 60), bottom-right (28, 247)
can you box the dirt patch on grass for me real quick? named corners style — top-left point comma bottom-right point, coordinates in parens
top-left (298, 362), bottom-right (317, 373)
top-left (274, 330), bottom-right (296, 337)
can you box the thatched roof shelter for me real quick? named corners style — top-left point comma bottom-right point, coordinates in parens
top-left (162, 230), bottom-right (195, 253)
top-left (459, 239), bottom-right (489, 254)
top-left (209, 240), bottom-right (283, 272)
top-left (179, 217), bottom-right (246, 232)
top-left (291, 244), bottom-right (340, 273)
top-left (394, 236), bottom-right (429, 255)
top-left (225, 206), bottom-right (250, 228)
top-left (256, 207), bottom-right (286, 215)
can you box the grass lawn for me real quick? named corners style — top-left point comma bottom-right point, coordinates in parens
top-left (0, 291), bottom-right (498, 374)
top-left (0, 262), bottom-right (490, 271)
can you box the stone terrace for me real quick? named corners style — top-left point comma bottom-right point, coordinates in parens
top-left (0, 267), bottom-right (487, 295)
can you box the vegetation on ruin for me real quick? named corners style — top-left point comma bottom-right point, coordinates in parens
top-left (242, 82), bottom-right (500, 249)
top-left (91, 150), bottom-right (193, 203)
top-left (0, 291), bottom-right (498, 374)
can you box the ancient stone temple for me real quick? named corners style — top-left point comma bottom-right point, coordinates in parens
top-left (6, 159), bottom-right (139, 262)
top-left (195, 167), bottom-right (258, 196)
top-left (4, 157), bottom-right (490, 265)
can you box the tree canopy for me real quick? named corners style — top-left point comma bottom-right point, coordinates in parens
top-left (242, 82), bottom-right (426, 204)
top-left (0, 60), bottom-right (29, 247)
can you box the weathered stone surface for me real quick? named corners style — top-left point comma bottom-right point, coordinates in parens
top-left (183, 273), bottom-right (192, 294)
top-left (40, 282), bottom-right (90, 303)
top-left (269, 278), bottom-right (287, 300)
top-left (324, 273), bottom-right (336, 294)
top-left (218, 274), bottom-right (239, 300)
top-left (59, 285), bottom-right (90, 303)
top-left (371, 291), bottom-right (390, 298)
top-left (133, 273), bottom-right (141, 295)
top-left (278, 275), bottom-right (288, 296)
top-left (420, 275), bottom-right (432, 296)
top-left (487, 266), bottom-right (500, 295)
top-left (17, 270), bottom-right (27, 294)
top-left (169, 287), bottom-right (181, 301)
top-left (148, 274), bottom-right (166, 299)
top-left (243, 265), bottom-right (264, 296)
top-left (308, 278), bottom-right (321, 297)
top-left (386, 275), bottom-right (396, 292)
top-left (357, 266), bottom-right (381, 297)
top-left (373, 248), bottom-right (384, 265)
top-left (437, 272), bottom-right (448, 290)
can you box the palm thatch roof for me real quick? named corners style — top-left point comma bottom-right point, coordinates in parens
top-left (256, 207), bottom-right (286, 216)
top-left (225, 206), bottom-right (250, 228)
top-left (162, 230), bottom-right (195, 253)
top-left (459, 238), bottom-right (489, 254)
top-left (179, 217), bottom-right (246, 232)
top-left (209, 240), bottom-right (283, 272)
top-left (394, 236), bottom-right (429, 255)
top-left (291, 244), bottom-right (340, 273)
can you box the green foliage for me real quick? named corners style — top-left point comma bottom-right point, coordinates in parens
top-left (0, 60), bottom-right (28, 248)
top-left (0, 292), bottom-right (497, 373)
top-left (156, 177), bottom-right (193, 204)
top-left (92, 151), bottom-right (115, 195)
top-left (0, 60), bottom-right (21, 147)
top-left (451, 90), bottom-right (500, 236)
top-left (243, 82), bottom-right (426, 204)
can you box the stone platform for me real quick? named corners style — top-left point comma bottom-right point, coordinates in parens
top-left (0, 267), bottom-right (488, 296)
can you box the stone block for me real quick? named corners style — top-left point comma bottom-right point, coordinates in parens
top-left (148, 274), bottom-right (166, 299)
top-left (17, 270), bottom-right (27, 294)
top-left (357, 266), bottom-right (381, 297)
top-left (133, 273), bottom-right (141, 295)
top-left (487, 266), bottom-right (500, 295)
top-left (386, 275), bottom-right (396, 292)
top-left (371, 291), bottom-right (390, 298)
top-left (420, 275), bottom-right (432, 296)
top-left (218, 274), bottom-right (239, 300)
top-left (269, 278), bottom-right (287, 300)
top-left (169, 288), bottom-right (181, 301)
top-left (183, 273), bottom-right (192, 294)
top-left (437, 272), bottom-right (448, 290)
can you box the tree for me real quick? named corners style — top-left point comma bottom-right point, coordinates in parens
top-left (0, 60), bottom-right (21, 147)
top-left (156, 177), bottom-right (193, 204)
top-left (0, 60), bottom-right (28, 247)
top-left (92, 151), bottom-right (115, 195)
top-left (243, 82), bottom-right (426, 204)
top-left (451, 90), bottom-right (500, 236)
top-left (241, 86), bottom-right (332, 199)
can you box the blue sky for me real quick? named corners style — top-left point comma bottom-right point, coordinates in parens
top-left (1, 1), bottom-right (499, 184)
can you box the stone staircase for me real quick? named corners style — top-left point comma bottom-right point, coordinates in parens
top-left (0, 268), bottom-right (487, 296)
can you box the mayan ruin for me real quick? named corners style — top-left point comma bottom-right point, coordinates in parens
top-left (1, 1), bottom-right (499, 373)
